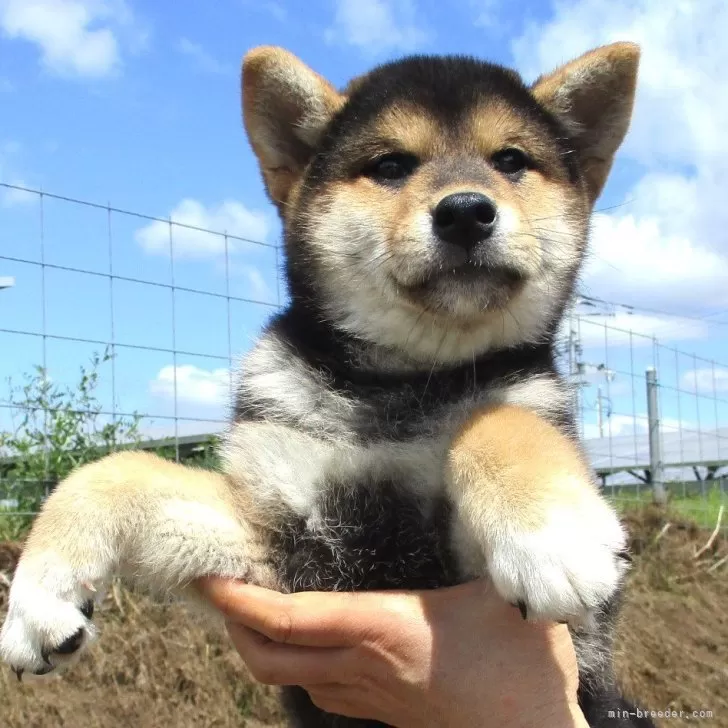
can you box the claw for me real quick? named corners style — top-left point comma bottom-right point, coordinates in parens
top-left (516, 600), bottom-right (528, 620)
top-left (13, 667), bottom-right (23, 682)
top-left (81, 599), bottom-right (94, 619)
top-left (41, 648), bottom-right (52, 666)
top-left (55, 628), bottom-right (84, 655)
top-left (617, 549), bottom-right (633, 564)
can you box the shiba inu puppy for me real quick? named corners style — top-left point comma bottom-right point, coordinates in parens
top-left (1, 43), bottom-right (653, 727)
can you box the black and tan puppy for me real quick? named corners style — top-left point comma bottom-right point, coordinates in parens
top-left (1, 43), bottom-right (653, 727)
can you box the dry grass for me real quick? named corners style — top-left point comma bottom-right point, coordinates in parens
top-left (615, 507), bottom-right (727, 726)
top-left (0, 507), bottom-right (725, 727)
top-left (0, 544), bottom-right (285, 728)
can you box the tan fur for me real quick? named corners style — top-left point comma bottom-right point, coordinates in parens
top-left (371, 103), bottom-right (441, 158)
top-left (241, 46), bottom-right (345, 207)
top-left (23, 451), bottom-right (274, 591)
top-left (466, 99), bottom-right (569, 179)
top-left (447, 405), bottom-right (595, 532)
top-left (532, 42), bottom-right (640, 201)
top-left (446, 405), bottom-right (626, 621)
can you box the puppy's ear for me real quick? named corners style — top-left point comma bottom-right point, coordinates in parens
top-left (242, 46), bottom-right (345, 208)
top-left (532, 42), bottom-right (640, 202)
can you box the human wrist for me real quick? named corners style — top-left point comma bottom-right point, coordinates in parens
top-left (456, 696), bottom-right (587, 728)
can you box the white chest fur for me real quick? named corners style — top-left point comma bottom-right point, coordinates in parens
top-left (222, 421), bottom-right (447, 518)
top-left (227, 335), bottom-right (571, 519)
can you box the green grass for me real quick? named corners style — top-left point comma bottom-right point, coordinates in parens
top-left (608, 483), bottom-right (726, 530)
top-left (0, 508), bottom-right (32, 541)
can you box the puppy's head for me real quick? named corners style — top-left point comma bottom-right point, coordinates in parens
top-left (242, 44), bottom-right (639, 365)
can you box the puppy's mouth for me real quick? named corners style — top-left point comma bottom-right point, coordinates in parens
top-left (401, 261), bottom-right (526, 296)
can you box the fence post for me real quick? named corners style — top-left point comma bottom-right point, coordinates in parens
top-left (646, 367), bottom-right (667, 505)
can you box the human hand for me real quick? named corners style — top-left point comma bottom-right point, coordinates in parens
top-left (197, 578), bottom-right (588, 728)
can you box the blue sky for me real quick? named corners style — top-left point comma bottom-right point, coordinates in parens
top-left (1, 0), bottom-right (727, 462)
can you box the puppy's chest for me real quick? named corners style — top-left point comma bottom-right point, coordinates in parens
top-left (233, 351), bottom-right (567, 593)
top-left (233, 391), bottom-right (465, 592)
top-left (273, 472), bottom-right (462, 594)
top-left (233, 350), bottom-right (569, 518)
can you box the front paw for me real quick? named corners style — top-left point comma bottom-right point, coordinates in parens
top-left (485, 501), bottom-right (629, 628)
top-left (0, 557), bottom-right (100, 679)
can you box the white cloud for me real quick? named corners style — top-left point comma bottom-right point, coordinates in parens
top-left (325, 0), bottom-right (429, 57)
top-left (583, 412), bottom-right (694, 441)
top-left (0, 0), bottom-right (145, 78)
top-left (560, 312), bottom-right (708, 348)
top-left (583, 413), bottom-right (647, 440)
top-left (177, 37), bottom-right (231, 76)
top-left (584, 194), bottom-right (728, 314)
top-left (149, 365), bottom-right (231, 407)
top-left (512, 0), bottom-right (728, 168)
top-left (135, 198), bottom-right (270, 259)
top-left (511, 0), bottom-right (728, 326)
top-left (680, 367), bottom-right (728, 395)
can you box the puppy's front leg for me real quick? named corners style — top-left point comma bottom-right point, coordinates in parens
top-left (0, 451), bottom-right (268, 678)
top-left (446, 405), bottom-right (628, 627)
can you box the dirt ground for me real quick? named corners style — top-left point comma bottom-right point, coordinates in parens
top-left (613, 507), bottom-right (727, 726)
top-left (0, 507), bottom-right (725, 728)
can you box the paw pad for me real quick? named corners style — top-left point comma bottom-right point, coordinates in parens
top-left (55, 627), bottom-right (86, 655)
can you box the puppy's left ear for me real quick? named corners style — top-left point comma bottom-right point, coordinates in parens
top-left (242, 46), bottom-right (345, 210)
top-left (532, 42), bottom-right (640, 202)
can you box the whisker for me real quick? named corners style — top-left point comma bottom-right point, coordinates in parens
top-left (419, 329), bottom-right (448, 406)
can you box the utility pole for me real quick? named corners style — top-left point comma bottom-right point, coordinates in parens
top-left (566, 298), bottom-right (618, 440)
top-left (646, 367), bottom-right (667, 505)
top-left (595, 385), bottom-right (613, 438)
top-left (567, 303), bottom-right (585, 427)
top-left (597, 386), bottom-right (603, 438)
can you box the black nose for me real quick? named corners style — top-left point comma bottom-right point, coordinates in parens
top-left (432, 192), bottom-right (497, 250)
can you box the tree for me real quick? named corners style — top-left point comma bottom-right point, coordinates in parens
top-left (0, 349), bottom-right (140, 538)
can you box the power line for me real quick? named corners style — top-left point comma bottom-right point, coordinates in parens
top-left (577, 294), bottom-right (728, 328)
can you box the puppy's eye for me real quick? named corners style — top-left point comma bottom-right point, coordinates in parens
top-left (364, 153), bottom-right (418, 184)
top-left (491, 148), bottom-right (531, 177)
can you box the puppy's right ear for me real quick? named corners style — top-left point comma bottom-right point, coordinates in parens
top-left (242, 47), bottom-right (344, 208)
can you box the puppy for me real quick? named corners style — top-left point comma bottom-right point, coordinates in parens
top-left (1, 43), bottom-right (653, 727)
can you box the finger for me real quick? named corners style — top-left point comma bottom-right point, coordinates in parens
top-left (198, 577), bottom-right (387, 647)
top-left (227, 622), bottom-right (356, 686)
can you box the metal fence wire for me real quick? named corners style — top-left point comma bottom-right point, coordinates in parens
top-left (1, 183), bottom-right (726, 531)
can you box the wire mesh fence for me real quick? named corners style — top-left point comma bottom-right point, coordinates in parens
top-left (1, 182), bottom-right (726, 534)
top-left (564, 310), bottom-right (727, 530)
